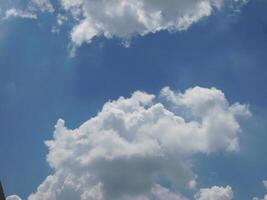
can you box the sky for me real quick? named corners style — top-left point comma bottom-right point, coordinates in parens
top-left (0, 0), bottom-right (267, 200)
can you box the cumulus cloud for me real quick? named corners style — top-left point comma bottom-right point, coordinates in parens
top-left (6, 195), bottom-right (22, 200)
top-left (160, 86), bottom-right (251, 153)
top-left (56, 0), bottom-right (249, 49)
top-left (27, 86), bottom-right (250, 200)
top-left (0, 0), bottom-right (249, 54)
top-left (194, 186), bottom-right (233, 200)
top-left (69, 0), bottom-right (219, 46)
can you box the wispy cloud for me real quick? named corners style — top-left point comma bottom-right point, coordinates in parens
top-left (2, 8), bottom-right (37, 20)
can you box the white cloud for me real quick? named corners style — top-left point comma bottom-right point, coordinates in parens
top-left (263, 180), bottom-right (267, 190)
top-left (150, 184), bottom-right (188, 200)
top-left (29, 0), bottom-right (54, 13)
top-left (6, 195), bottom-right (22, 200)
top-left (253, 180), bottom-right (267, 200)
top-left (253, 195), bottom-right (267, 200)
top-left (194, 186), bottom-right (233, 200)
top-left (1, 0), bottom-right (249, 54)
top-left (55, 0), bottom-right (249, 49)
top-left (3, 8), bottom-right (37, 20)
top-left (51, 14), bottom-right (69, 33)
top-left (160, 86), bottom-right (251, 153)
top-left (69, 0), bottom-right (219, 47)
top-left (1, 0), bottom-right (53, 21)
top-left (28, 86), bottom-right (250, 200)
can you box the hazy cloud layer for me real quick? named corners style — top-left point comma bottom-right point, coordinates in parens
top-left (26, 86), bottom-right (249, 200)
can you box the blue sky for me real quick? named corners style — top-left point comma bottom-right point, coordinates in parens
top-left (0, 0), bottom-right (267, 200)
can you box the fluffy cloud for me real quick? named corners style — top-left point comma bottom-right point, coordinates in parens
top-left (57, 0), bottom-right (248, 49)
top-left (195, 186), bottom-right (233, 200)
top-left (28, 86), bottom-right (250, 200)
top-left (6, 195), bottom-right (22, 200)
top-left (160, 86), bottom-right (251, 153)
top-left (0, 0), bottom-right (249, 52)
